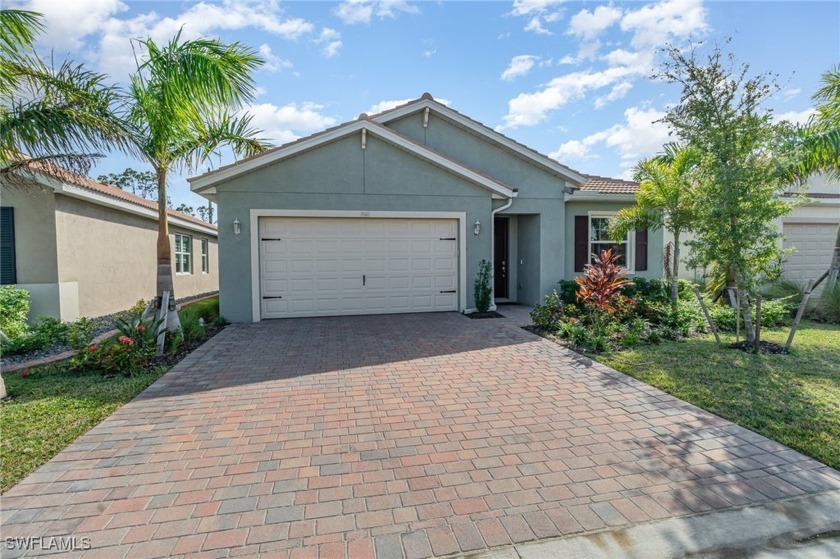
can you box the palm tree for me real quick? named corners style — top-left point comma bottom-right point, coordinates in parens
top-left (0, 9), bottom-right (133, 175)
top-left (796, 65), bottom-right (840, 180)
top-left (125, 32), bottom-right (270, 331)
top-left (609, 143), bottom-right (700, 306)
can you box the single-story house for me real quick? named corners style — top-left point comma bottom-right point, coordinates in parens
top-left (0, 165), bottom-right (219, 322)
top-left (189, 94), bottom-right (663, 322)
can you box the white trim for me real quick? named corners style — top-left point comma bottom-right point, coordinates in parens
top-left (32, 175), bottom-right (218, 236)
top-left (372, 98), bottom-right (587, 185)
top-left (248, 209), bottom-right (468, 322)
top-left (174, 233), bottom-right (193, 275)
top-left (189, 120), bottom-right (517, 200)
top-left (588, 212), bottom-right (635, 273)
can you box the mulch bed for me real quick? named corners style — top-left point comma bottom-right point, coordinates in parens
top-left (465, 311), bottom-right (506, 319)
top-left (729, 340), bottom-right (788, 354)
top-left (149, 323), bottom-right (225, 371)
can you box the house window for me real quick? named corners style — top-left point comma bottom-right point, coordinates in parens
top-left (589, 215), bottom-right (633, 270)
top-left (201, 238), bottom-right (209, 273)
top-left (175, 234), bottom-right (192, 274)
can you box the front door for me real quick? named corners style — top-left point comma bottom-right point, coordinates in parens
top-left (494, 217), bottom-right (509, 299)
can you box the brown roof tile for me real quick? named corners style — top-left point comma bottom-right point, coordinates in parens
top-left (580, 174), bottom-right (640, 194)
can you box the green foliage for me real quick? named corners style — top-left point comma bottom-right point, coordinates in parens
top-left (814, 283), bottom-right (840, 323)
top-left (530, 290), bottom-right (566, 332)
top-left (658, 42), bottom-right (798, 292)
top-left (66, 317), bottom-right (93, 351)
top-left (555, 280), bottom-right (579, 305)
top-left (128, 299), bottom-right (148, 316)
top-left (3, 316), bottom-right (67, 355)
top-left (0, 285), bottom-right (30, 340)
top-left (70, 315), bottom-right (158, 376)
top-left (761, 278), bottom-right (804, 308)
top-left (707, 299), bottom-right (790, 331)
top-left (96, 168), bottom-right (161, 201)
top-left (473, 260), bottom-right (492, 313)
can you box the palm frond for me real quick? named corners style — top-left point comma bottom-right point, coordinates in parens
top-left (0, 9), bottom-right (42, 59)
top-left (169, 111), bottom-right (271, 173)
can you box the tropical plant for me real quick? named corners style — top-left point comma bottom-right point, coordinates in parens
top-left (610, 143), bottom-right (700, 306)
top-left (657, 42), bottom-right (799, 342)
top-left (123, 31), bottom-right (270, 331)
top-left (0, 9), bottom-right (133, 176)
top-left (474, 260), bottom-right (493, 313)
top-left (574, 248), bottom-right (634, 317)
top-left (0, 285), bottom-right (30, 340)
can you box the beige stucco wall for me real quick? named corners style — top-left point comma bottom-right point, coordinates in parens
top-left (0, 179), bottom-right (59, 284)
top-left (54, 195), bottom-right (218, 318)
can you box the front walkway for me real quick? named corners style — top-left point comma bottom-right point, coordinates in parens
top-left (2, 308), bottom-right (839, 558)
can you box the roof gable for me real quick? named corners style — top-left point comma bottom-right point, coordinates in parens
top-left (189, 118), bottom-right (517, 199)
top-left (371, 95), bottom-right (587, 186)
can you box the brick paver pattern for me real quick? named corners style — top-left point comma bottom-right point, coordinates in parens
top-left (2, 310), bottom-right (839, 559)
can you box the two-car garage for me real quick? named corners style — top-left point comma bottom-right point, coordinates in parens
top-left (258, 216), bottom-right (461, 319)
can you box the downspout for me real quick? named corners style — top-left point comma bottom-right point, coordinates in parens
top-left (489, 196), bottom-right (515, 310)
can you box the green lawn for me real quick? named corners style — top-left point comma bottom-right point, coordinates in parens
top-left (596, 320), bottom-right (840, 470)
top-left (0, 366), bottom-right (167, 493)
top-left (0, 296), bottom-right (220, 494)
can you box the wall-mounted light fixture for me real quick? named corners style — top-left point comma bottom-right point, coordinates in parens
top-left (473, 219), bottom-right (481, 236)
top-left (233, 218), bottom-right (241, 235)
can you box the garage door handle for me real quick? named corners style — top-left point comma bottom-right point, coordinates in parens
top-left (261, 238), bottom-right (283, 241)
top-left (440, 237), bottom-right (456, 240)
top-left (363, 275), bottom-right (366, 286)
top-left (440, 290), bottom-right (456, 293)
top-left (262, 296), bottom-right (283, 299)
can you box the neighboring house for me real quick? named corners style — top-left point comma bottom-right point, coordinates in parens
top-left (189, 94), bottom-right (664, 322)
top-left (669, 174), bottom-right (840, 292)
top-left (0, 165), bottom-right (218, 322)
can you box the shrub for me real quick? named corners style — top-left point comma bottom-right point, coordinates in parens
top-left (555, 280), bottom-right (579, 305)
top-left (813, 283), bottom-right (840, 324)
top-left (474, 260), bottom-right (492, 313)
top-left (2, 316), bottom-right (67, 355)
top-left (0, 286), bottom-right (30, 340)
top-left (530, 290), bottom-right (566, 332)
top-left (575, 249), bottom-right (634, 317)
top-left (67, 317), bottom-right (93, 350)
top-left (70, 315), bottom-right (159, 375)
top-left (707, 298), bottom-right (790, 331)
top-left (761, 278), bottom-right (804, 307)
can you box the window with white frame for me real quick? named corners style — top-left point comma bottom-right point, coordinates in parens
top-left (589, 215), bottom-right (633, 270)
top-left (175, 234), bottom-right (192, 274)
top-left (201, 238), bottom-right (209, 273)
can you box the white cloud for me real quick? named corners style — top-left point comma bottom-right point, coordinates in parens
top-left (245, 102), bottom-right (337, 145)
top-left (774, 108), bottom-right (816, 125)
top-left (781, 87), bottom-right (801, 101)
top-left (19, 0), bottom-right (318, 78)
top-left (620, 0), bottom-right (708, 49)
top-left (366, 97), bottom-right (451, 114)
top-left (549, 106), bottom-right (670, 166)
top-left (501, 55), bottom-right (540, 81)
top-left (334, 0), bottom-right (419, 25)
top-left (501, 0), bottom-right (707, 129)
top-left (511, 0), bottom-right (566, 35)
top-left (258, 44), bottom-right (293, 73)
top-left (316, 28), bottom-right (343, 58)
top-left (568, 5), bottom-right (622, 40)
top-left (594, 81), bottom-right (633, 109)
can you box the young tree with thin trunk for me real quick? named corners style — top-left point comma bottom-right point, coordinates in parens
top-left (610, 143), bottom-right (700, 307)
top-left (125, 31), bottom-right (270, 331)
top-left (658, 41), bottom-right (799, 342)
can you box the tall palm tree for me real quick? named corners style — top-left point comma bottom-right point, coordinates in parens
top-left (796, 65), bottom-right (840, 180)
top-left (0, 9), bottom-right (133, 175)
top-left (610, 143), bottom-right (700, 306)
top-left (125, 32), bottom-right (270, 331)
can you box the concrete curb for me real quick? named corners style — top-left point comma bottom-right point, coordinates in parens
top-left (458, 489), bottom-right (840, 559)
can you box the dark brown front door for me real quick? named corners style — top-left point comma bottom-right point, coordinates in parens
top-left (494, 217), bottom-right (509, 299)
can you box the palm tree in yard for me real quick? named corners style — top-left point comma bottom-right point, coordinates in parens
top-left (609, 144), bottom-right (700, 307)
top-left (125, 32), bottom-right (270, 331)
top-left (0, 9), bottom-right (132, 174)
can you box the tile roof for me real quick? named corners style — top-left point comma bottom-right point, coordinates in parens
top-left (580, 174), bottom-right (640, 194)
top-left (21, 160), bottom-right (217, 230)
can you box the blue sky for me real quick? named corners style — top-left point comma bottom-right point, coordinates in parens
top-left (13, 0), bottom-right (840, 211)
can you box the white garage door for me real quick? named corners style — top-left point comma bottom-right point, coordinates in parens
top-left (783, 222), bottom-right (838, 290)
top-left (259, 217), bottom-right (459, 318)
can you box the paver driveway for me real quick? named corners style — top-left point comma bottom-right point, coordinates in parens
top-left (2, 309), bottom-right (839, 559)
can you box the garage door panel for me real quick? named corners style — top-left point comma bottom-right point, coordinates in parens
top-left (783, 222), bottom-right (838, 292)
top-left (260, 217), bottom-right (459, 318)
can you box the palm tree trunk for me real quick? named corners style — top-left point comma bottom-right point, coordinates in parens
top-left (671, 231), bottom-right (681, 307)
top-left (156, 168), bottom-right (181, 332)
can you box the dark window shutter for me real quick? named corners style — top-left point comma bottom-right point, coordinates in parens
top-left (574, 216), bottom-right (589, 272)
top-left (635, 228), bottom-right (648, 272)
top-left (0, 207), bottom-right (16, 284)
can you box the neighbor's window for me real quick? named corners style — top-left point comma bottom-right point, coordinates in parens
top-left (175, 234), bottom-right (192, 274)
top-left (589, 215), bottom-right (632, 270)
top-left (201, 238), bottom-right (209, 273)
